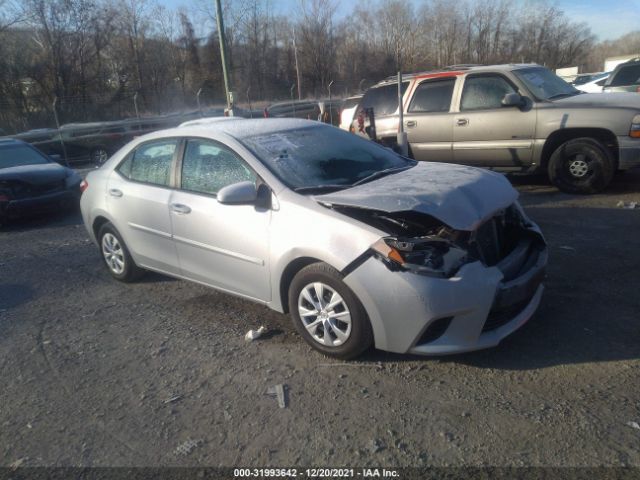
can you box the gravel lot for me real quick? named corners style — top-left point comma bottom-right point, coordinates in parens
top-left (1, 170), bottom-right (639, 469)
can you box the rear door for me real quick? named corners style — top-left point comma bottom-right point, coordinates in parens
top-left (453, 74), bottom-right (536, 167)
top-left (106, 138), bottom-right (181, 274)
top-left (403, 77), bottom-right (456, 162)
top-left (169, 138), bottom-right (272, 301)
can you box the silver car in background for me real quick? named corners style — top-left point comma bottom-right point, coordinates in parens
top-left (80, 118), bottom-right (547, 359)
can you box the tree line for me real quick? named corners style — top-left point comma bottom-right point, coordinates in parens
top-left (0, 0), bottom-right (636, 133)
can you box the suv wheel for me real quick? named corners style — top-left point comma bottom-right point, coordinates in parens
top-left (288, 262), bottom-right (373, 359)
top-left (548, 137), bottom-right (615, 194)
top-left (98, 222), bottom-right (144, 282)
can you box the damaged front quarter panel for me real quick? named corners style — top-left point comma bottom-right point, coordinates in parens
top-left (332, 201), bottom-right (543, 280)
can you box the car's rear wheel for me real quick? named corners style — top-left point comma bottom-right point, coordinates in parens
top-left (91, 148), bottom-right (109, 166)
top-left (98, 222), bottom-right (144, 282)
top-left (548, 138), bottom-right (615, 194)
top-left (288, 262), bottom-right (373, 359)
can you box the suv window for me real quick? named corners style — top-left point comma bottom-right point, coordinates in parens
top-left (408, 78), bottom-right (456, 113)
top-left (361, 82), bottom-right (409, 116)
top-left (610, 64), bottom-right (640, 86)
top-left (461, 75), bottom-right (517, 111)
top-left (342, 97), bottom-right (361, 109)
top-left (118, 139), bottom-right (177, 186)
top-left (181, 139), bottom-right (256, 196)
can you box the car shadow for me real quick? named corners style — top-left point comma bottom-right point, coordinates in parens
top-left (358, 204), bottom-right (640, 370)
top-left (507, 168), bottom-right (640, 208)
top-left (0, 210), bottom-right (82, 233)
top-left (0, 284), bottom-right (35, 310)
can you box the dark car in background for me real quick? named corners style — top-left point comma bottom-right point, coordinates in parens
top-left (0, 138), bottom-right (82, 225)
top-left (603, 58), bottom-right (640, 93)
top-left (27, 119), bottom-right (173, 166)
top-left (265, 99), bottom-right (342, 125)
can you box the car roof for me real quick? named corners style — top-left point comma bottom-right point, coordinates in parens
top-left (0, 138), bottom-right (26, 147)
top-left (152, 118), bottom-right (323, 143)
top-left (373, 63), bottom-right (541, 86)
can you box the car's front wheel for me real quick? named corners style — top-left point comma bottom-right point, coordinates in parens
top-left (288, 262), bottom-right (373, 359)
top-left (98, 222), bottom-right (144, 282)
top-left (548, 138), bottom-right (615, 194)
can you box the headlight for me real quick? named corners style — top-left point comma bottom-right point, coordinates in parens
top-left (630, 114), bottom-right (640, 138)
top-left (371, 236), bottom-right (469, 278)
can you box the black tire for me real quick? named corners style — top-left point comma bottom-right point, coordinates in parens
top-left (547, 137), bottom-right (615, 194)
top-left (97, 222), bottom-right (144, 282)
top-left (288, 262), bottom-right (373, 359)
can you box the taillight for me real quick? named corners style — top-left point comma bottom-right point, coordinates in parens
top-left (636, 86), bottom-right (640, 93)
top-left (630, 114), bottom-right (640, 138)
top-left (0, 194), bottom-right (9, 202)
top-left (80, 180), bottom-right (89, 193)
top-left (263, 108), bottom-right (269, 118)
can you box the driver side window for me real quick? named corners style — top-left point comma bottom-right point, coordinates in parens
top-left (460, 75), bottom-right (517, 111)
top-left (181, 139), bottom-right (257, 196)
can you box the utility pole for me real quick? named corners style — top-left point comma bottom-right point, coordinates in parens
top-left (292, 26), bottom-right (302, 100)
top-left (215, 0), bottom-right (233, 111)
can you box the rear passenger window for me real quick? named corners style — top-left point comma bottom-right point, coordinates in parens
top-left (361, 82), bottom-right (410, 116)
top-left (117, 139), bottom-right (177, 186)
top-left (610, 65), bottom-right (640, 86)
top-left (460, 75), bottom-right (516, 111)
top-left (408, 79), bottom-right (455, 113)
top-left (181, 139), bottom-right (256, 196)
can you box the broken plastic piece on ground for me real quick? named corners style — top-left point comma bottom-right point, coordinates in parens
top-left (627, 421), bottom-right (640, 430)
top-left (616, 201), bottom-right (638, 209)
top-left (174, 439), bottom-right (203, 456)
top-left (163, 395), bottom-right (182, 404)
top-left (266, 384), bottom-right (288, 408)
top-left (245, 326), bottom-right (268, 341)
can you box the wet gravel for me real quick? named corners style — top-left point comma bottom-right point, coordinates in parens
top-left (0, 170), bottom-right (639, 468)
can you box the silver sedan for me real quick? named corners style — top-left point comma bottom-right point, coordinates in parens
top-left (80, 118), bottom-right (547, 359)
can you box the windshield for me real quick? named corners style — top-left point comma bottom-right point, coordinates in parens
top-left (242, 125), bottom-right (414, 191)
top-left (0, 144), bottom-right (50, 168)
top-left (514, 67), bottom-right (579, 100)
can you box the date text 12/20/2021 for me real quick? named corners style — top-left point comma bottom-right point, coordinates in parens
top-left (233, 468), bottom-right (400, 477)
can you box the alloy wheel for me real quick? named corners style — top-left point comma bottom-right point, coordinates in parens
top-left (101, 232), bottom-right (125, 275)
top-left (93, 149), bottom-right (108, 165)
top-left (297, 282), bottom-right (352, 347)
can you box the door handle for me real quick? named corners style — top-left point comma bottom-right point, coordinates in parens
top-left (170, 203), bottom-right (191, 214)
top-left (109, 188), bottom-right (123, 197)
top-left (456, 118), bottom-right (469, 126)
top-left (405, 120), bottom-right (417, 128)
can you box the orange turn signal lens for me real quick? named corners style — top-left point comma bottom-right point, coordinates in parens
top-left (371, 238), bottom-right (405, 265)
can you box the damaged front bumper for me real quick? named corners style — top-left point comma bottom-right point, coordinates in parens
top-left (343, 227), bottom-right (547, 355)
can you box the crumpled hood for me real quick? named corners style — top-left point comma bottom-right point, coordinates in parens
top-left (0, 163), bottom-right (69, 185)
top-left (551, 92), bottom-right (640, 109)
top-left (315, 162), bottom-right (518, 231)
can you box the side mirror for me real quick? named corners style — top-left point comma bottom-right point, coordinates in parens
top-left (217, 181), bottom-right (258, 205)
top-left (501, 93), bottom-right (525, 107)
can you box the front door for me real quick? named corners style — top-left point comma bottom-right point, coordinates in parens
top-left (453, 74), bottom-right (536, 167)
top-left (169, 138), bottom-right (271, 302)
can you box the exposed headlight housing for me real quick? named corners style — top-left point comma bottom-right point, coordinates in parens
top-left (371, 236), bottom-right (469, 278)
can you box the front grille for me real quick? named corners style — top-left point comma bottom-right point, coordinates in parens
top-left (473, 207), bottom-right (523, 266)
